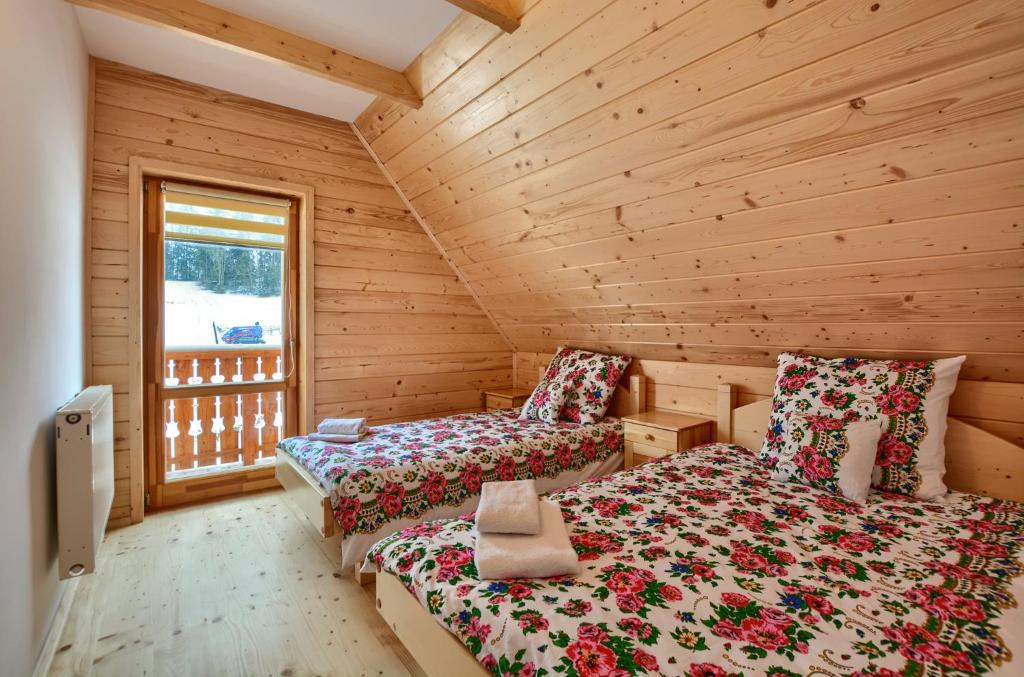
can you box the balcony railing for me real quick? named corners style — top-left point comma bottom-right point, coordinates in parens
top-left (163, 347), bottom-right (285, 479)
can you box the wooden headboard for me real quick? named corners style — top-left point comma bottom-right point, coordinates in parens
top-left (716, 383), bottom-right (1024, 503)
top-left (535, 366), bottom-right (646, 417)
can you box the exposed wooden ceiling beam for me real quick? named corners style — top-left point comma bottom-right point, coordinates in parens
top-left (444, 0), bottom-right (520, 33)
top-left (67, 0), bottom-right (423, 108)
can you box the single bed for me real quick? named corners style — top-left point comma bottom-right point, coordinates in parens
top-left (275, 374), bottom-right (646, 572)
top-left (369, 386), bottom-right (1024, 677)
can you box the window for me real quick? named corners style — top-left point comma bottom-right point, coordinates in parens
top-left (143, 179), bottom-right (299, 505)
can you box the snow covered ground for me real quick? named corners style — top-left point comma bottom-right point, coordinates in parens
top-left (164, 280), bottom-right (282, 347)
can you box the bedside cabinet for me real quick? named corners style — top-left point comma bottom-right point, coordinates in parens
top-left (621, 410), bottom-right (715, 469)
top-left (482, 387), bottom-right (532, 412)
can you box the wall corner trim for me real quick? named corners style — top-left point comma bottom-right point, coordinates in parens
top-left (82, 57), bottom-right (96, 387)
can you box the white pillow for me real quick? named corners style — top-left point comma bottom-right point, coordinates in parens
top-left (771, 414), bottom-right (883, 502)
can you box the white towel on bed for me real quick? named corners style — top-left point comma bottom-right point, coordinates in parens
top-left (475, 500), bottom-right (580, 580)
top-left (307, 432), bottom-right (365, 444)
top-left (317, 418), bottom-right (367, 435)
top-left (476, 479), bottom-right (540, 534)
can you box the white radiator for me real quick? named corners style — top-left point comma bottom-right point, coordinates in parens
top-left (56, 385), bottom-right (114, 579)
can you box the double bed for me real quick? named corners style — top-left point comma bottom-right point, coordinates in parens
top-left (275, 374), bottom-right (646, 571)
top-left (368, 387), bottom-right (1024, 676)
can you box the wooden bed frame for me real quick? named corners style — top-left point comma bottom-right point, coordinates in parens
top-left (274, 373), bottom-right (648, 581)
top-left (375, 380), bottom-right (1024, 677)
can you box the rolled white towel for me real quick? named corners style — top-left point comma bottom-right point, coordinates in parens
top-left (475, 500), bottom-right (580, 580)
top-left (476, 480), bottom-right (540, 534)
top-left (317, 418), bottom-right (367, 436)
top-left (308, 432), bottom-right (365, 444)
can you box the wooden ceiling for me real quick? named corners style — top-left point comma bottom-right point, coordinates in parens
top-left (67, 0), bottom-right (524, 109)
top-left (355, 0), bottom-right (1024, 384)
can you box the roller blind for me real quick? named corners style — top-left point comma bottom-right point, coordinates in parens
top-left (162, 181), bottom-right (290, 250)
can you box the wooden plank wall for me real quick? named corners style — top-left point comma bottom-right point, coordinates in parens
top-left (88, 60), bottom-right (511, 526)
top-left (355, 0), bottom-right (1024, 385)
top-left (514, 352), bottom-right (1024, 448)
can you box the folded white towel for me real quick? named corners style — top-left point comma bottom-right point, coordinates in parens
top-left (475, 500), bottom-right (580, 580)
top-left (476, 480), bottom-right (540, 535)
top-left (317, 418), bottom-right (367, 436)
top-left (308, 432), bottom-right (365, 444)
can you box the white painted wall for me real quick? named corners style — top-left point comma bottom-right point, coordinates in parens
top-left (0, 0), bottom-right (90, 674)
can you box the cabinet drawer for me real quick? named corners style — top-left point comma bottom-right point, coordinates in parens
top-left (485, 394), bottom-right (514, 410)
top-left (624, 424), bottom-right (678, 451)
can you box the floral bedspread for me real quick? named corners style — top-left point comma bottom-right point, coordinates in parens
top-left (368, 443), bottom-right (1024, 676)
top-left (277, 410), bottom-right (622, 537)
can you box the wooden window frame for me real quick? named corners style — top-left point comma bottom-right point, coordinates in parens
top-left (127, 158), bottom-right (314, 520)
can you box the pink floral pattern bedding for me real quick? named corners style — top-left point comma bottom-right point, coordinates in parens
top-left (277, 410), bottom-right (622, 537)
top-left (763, 353), bottom-right (963, 498)
top-left (368, 444), bottom-right (1023, 677)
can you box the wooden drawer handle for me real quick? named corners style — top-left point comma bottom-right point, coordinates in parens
top-left (644, 433), bottom-right (655, 442)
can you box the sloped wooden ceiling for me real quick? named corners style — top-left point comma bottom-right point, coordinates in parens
top-left (355, 0), bottom-right (1024, 383)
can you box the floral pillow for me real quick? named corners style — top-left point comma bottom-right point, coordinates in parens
top-left (519, 349), bottom-right (570, 422)
top-left (771, 414), bottom-right (883, 502)
top-left (555, 348), bottom-right (632, 424)
top-left (761, 352), bottom-right (965, 499)
top-left (518, 379), bottom-right (568, 424)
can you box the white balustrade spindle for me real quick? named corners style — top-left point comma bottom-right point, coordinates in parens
top-left (165, 359), bottom-right (179, 386)
top-left (211, 396), bottom-right (225, 462)
top-left (188, 398), bottom-right (202, 469)
top-left (187, 358), bottom-right (203, 385)
top-left (254, 393), bottom-right (266, 460)
top-left (233, 394), bottom-right (244, 463)
top-left (273, 391), bottom-right (284, 434)
top-left (165, 400), bottom-right (179, 471)
top-left (210, 357), bottom-right (225, 384)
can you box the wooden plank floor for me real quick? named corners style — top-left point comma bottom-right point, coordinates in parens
top-left (49, 490), bottom-right (426, 677)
